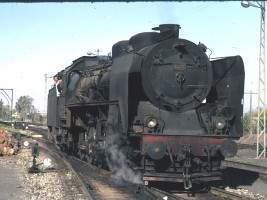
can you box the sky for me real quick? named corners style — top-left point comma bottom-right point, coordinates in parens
top-left (0, 1), bottom-right (263, 113)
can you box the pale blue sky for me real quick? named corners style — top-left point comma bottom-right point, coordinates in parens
top-left (0, 1), bottom-right (261, 112)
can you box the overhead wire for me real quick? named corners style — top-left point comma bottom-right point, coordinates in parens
top-left (178, 2), bottom-right (217, 20)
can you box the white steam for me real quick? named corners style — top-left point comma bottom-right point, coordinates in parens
top-left (106, 134), bottom-right (142, 184)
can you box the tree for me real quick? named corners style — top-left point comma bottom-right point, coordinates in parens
top-left (0, 99), bottom-right (3, 114)
top-left (15, 95), bottom-right (34, 121)
top-left (242, 109), bottom-right (266, 136)
top-left (33, 112), bottom-right (46, 124)
top-left (0, 103), bottom-right (10, 120)
top-left (243, 112), bottom-right (250, 135)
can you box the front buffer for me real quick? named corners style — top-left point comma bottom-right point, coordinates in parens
top-left (140, 134), bottom-right (237, 189)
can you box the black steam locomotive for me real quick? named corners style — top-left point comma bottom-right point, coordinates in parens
top-left (47, 24), bottom-right (245, 189)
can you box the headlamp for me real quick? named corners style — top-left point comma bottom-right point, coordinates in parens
top-left (215, 118), bottom-right (226, 130)
top-left (147, 118), bottom-right (157, 128)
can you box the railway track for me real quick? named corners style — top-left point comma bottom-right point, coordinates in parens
top-left (237, 143), bottom-right (256, 150)
top-left (210, 187), bottom-right (252, 200)
top-left (40, 140), bottom-right (184, 199)
top-left (66, 156), bottom-right (154, 199)
top-left (23, 124), bottom-right (170, 199)
top-left (0, 121), bottom-right (261, 199)
top-left (222, 159), bottom-right (267, 176)
top-left (31, 128), bottom-right (259, 200)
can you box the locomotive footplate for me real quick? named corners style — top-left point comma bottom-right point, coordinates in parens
top-left (142, 171), bottom-right (222, 183)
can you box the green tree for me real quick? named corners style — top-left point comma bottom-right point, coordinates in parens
top-left (243, 112), bottom-right (250, 135)
top-left (15, 95), bottom-right (34, 121)
top-left (243, 109), bottom-right (265, 136)
top-left (0, 103), bottom-right (11, 121)
top-left (0, 99), bottom-right (3, 117)
top-left (33, 112), bottom-right (46, 124)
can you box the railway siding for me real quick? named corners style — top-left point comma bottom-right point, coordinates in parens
top-left (222, 159), bottom-right (267, 176)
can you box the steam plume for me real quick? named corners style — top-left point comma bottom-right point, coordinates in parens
top-left (106, 133), bottom-right (142, 184)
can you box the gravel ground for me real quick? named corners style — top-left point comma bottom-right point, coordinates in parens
top-left (0, 146), bottom-right (87, 200)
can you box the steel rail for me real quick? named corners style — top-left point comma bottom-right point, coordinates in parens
top-left (221, 159), bottom-right (267, 175)
top-left (210, 187), bottom-right (253, 200)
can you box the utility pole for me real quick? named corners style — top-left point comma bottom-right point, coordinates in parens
top-left (242, 1), bottom-right (266, 158)
top-left (44, 74), bottom-right (53, 114)
top-left (245, 91), bottom-right (258, 135)
top-left (95, 49), bottom-right (102, 56)
top-left (257, 1), bottom-right (266, 158)
top-left (44, 74), bottom-right (47, 113)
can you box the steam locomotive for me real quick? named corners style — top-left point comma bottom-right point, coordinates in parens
top-left (47, 24), bottom-right (245, 189)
